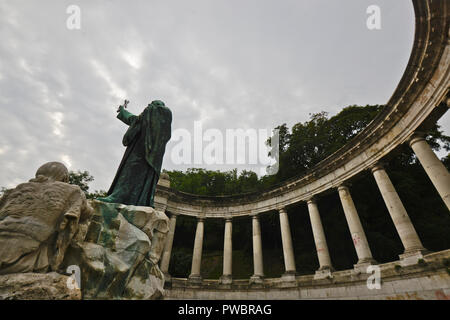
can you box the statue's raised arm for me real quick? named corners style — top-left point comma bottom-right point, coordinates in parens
top-left (117, 105), bottom-right (139, 126)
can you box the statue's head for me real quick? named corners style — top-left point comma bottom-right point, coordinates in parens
top-left (34, 162), bottom-right (69, 183)
top-left (149, 100), bottom-right (165, 108)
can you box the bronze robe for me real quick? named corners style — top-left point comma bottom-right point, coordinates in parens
top-left (104, 101), bottom-right (172, 207)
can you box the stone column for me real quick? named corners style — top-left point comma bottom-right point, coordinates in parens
top-left (307, 198), bottom-right (334, 279)
top-left (160, 213), bottom-right (178, 279)
top-left (409, 134), bottom-right (450, 211)
top-left (220, 218), bottom-right (233, 284)
top-left (278, 208), bottom-right (296, 278)
top-left (250, 214), bottom-right (264, 283)
top-left (338, 185), bottom-right (376, 269)
top-left (189, 217), bottom-right (204, 283)
top-left (371, 163), bottom-right (427, 264)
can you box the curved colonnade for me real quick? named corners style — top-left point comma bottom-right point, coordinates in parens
top-left (154, 0), bottom-right (450, 299)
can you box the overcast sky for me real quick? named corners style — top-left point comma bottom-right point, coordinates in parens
top-left (1, 0), bottom-right (448, 192)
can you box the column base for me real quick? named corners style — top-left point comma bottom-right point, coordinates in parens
top-left (219, 274), bottom-right (233, 285)
top-left (249, 274), bottom-right (264, 285)
top-left (352, 259), bottom-right (378, 274)
top-left (313, 266), bottom-right (334, 280)
top-left (188, 274), bottom-right (202, 285)
top-left (399, 248), bottom-right (430, 267)
top-left (281, 271), bottom-right (297, 282)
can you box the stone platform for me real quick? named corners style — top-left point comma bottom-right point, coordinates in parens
top-left (164, 250), bottom-right (450, 300)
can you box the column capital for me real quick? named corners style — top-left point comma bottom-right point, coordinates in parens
top-left (337, 183), bottom-right (351, 192)
top-left (370, 162), bottom-right (385, 174)
top-left (224, 217), bottom-right (233, 222)
top-left (251, 214), bottom-right (260, 220)
top-left (278, 207), bottom-right (287, 214)
top-left (197, 217), bottom-right (205, 222)
top-left (408, 132), bottom-right (427, 147)
top-left (306, 197), bottom-right (317, 205)
top-left (170, 213), bottom-right (179, 218)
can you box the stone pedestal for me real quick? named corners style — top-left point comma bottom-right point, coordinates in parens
top-left (65, 200), bottom-right (169, 299)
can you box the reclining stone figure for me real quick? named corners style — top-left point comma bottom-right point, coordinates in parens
top-left (0, 162), bottom-right (92, 275)
top-left (0, 161), bottom-right (168, 299)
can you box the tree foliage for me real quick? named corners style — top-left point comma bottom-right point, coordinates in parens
top-left (272, 105), bottom-right (382, 181)
top-left (68, 170), bottom-right (106, 199)
top-left (166, 168), bottom-right (260, 196)
top-left (0, 187), bottom-right (10, 199)
top-left (69, 170), bottom-right (94, 194)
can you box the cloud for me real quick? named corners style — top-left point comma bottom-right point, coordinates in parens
top-left (0, 0), bottom-right (423, 192)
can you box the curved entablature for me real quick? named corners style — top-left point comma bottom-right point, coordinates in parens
top-left (155, 0), bottom-right (449, 219)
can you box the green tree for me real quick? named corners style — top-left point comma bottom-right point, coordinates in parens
top-left (0, 187), bottom-right (10, 199)
top-left (166, 168), bottom-right (264, 196)
top-left (69, 170), bottom-right (94, 194)
top-left (68, 170), bottom-right (106, 199)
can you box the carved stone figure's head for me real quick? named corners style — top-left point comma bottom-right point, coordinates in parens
top-left (34, 162), bottom-right (69, 183)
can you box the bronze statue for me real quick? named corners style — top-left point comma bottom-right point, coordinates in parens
top-left (99, 100), bottom-right (172, 207)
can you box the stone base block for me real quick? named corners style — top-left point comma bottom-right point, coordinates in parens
top-left (281, 271), bottom-right (297, 287)
top-left (249, 274), bottom-right (264, 285)
top-left (219, 275), bottom-right (232, 285)
top-left (188, 274), bottom-right (202, 285)
top-left (399, 249), bottom-right (429, 267)
top-left (314, 268), bottom-right (333, 280)
top-left (352, 259), bottom-right (378, 275)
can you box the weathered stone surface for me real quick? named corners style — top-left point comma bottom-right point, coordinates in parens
top-left (0, 162), bottom-right (169, 300)
top-left (0, 162), bottom-right (92, 275)
top-left (0, 272), bottom-right (81, 300)
top-left (63, 200), bottom-right (169, 299)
